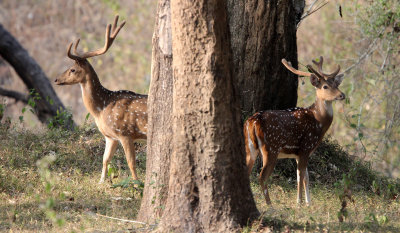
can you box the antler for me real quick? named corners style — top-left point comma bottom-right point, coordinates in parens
top-left (312, 56), bottom-right (340, 79)
top-left (281, 59), bottom-right (313, 77)
top-left (67, 15), bottom-right (126, 61)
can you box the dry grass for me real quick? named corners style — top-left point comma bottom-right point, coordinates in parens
top-left (1, 123), bottom-right (399, 232)
top-left (248, 181), bottom-right (400, 232)
top-left (0, 122), bottom-right (146, 232)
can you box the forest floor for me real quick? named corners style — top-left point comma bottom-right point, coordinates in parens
top-left (0, 123), bottom-right (399, 232)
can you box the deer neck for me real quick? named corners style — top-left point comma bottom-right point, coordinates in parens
top-left (79, 68), bottom-right (110, 117)
top-left (310, 98), bottom-right (333, 132)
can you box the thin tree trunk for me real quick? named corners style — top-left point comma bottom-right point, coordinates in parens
top-left (157, 1), bottom-right (259, 232)
top-left (137, 0), bottom-right (173, 223)
top-left (228, 0), bottom-right (303, 116)
top-left (0, 24), bottom-right (74, 128)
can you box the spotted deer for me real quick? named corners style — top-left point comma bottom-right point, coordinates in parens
top-left (244, 56), bottom-right (345, 205)
top-left (55, 16), bottom-right (147, 183)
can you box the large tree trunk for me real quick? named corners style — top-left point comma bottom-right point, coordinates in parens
top-left (0, 24), bottom-right (74, 128)
top-left (137, 0), bottom-right (173, 223)
top-left (156, 1), bottom-right (259, 232)
top-left (138, 0), bottom-right (304, 227)
top-left (228, 0), bottom-right (303, 116)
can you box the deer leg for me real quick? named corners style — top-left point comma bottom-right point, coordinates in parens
top-left (296, 158), bottom-right (308, 204)
top-left (259, 146), bottom-right (277, 205)
top-left (245, 140), bottom-right (257, 176)
top-left (99, 137), bottom-right (118, 183)
top-left (120, 137), bottom-right (138, 180)
top-left (246, 152), bottom-right (256, 176)
top-left (304, 168), bottom-right (311, 205)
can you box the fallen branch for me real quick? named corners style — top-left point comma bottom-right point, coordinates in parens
top-left (0, 87), bottom-right (28, 104)
top-left (0, 24), bottom-right (75, 128)
top-left (95, 213), bottom-right (148, 225)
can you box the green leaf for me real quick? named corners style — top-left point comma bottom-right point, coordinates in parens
top-left (111, 177), bottom-right (131, 188)
top-left (45, 198), bottom-right (55, 208)
top-left (45, 182), bottom-right (52, 192)
top-left (107, 166), bottom-right (117, 177)
top-left (56, 218), bottom-right (65, 227)
top-left (379, 215), bottom-right (388, 225)
top-left (366, 78), bottom-right (376, 86)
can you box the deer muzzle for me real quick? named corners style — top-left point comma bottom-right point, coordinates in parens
top-left (336, 92), bottom-right (345, 100)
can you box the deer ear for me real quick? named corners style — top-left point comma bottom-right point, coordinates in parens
top-left (334, 74), bottom-right (344, 87)
top-left (310, 74), bottom-right (321, 87)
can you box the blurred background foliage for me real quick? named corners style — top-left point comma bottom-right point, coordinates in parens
top-left (298, 0), bottom-right (399, 177)
top-left (0, 0), bottom-right (399, 177)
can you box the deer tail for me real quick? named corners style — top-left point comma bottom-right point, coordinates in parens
top-left (245, 118), bottom-right (259, 160)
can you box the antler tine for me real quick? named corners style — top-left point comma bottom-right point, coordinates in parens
top-left (281, 59), bottom-right (313, 77)
top-left (312, 56), bottom-right (341, 79)
top-left (67, 41), bottom-right (83, 61)
top-left (312, 56), bottom-right (324, 75)
top-left (111, 15), bottom-right (126, 38)
top-left (322, 65), bottom-right (341, 79)
top-left (306, 64), bottom-right (324, 80)
top-left (112, 15), bottom-right (119, 32)
top-left (73, 39), bottom-right (80, 55)
top-left (112, 20), bottom-right (126, 38)
top-left (76, 15), bottom-right (125, 60)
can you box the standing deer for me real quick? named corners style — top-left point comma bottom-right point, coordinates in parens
top-left (244, 56), bottom-right (345, 205)
top-left (55, 16), bottom-right (147, 183)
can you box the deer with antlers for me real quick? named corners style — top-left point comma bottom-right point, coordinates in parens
top-left (55, 16), bottom-right (147, 183)
top-left (244, 56), bottom-right (345, 205)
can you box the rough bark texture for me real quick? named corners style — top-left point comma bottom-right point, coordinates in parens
top-left (137, 0), bottom-right (173, 223)
top-left (0, 87), bottom-right (28, 104)
top-left (157, 1), bottom-right (259, 232)
top-left (228, 0), bottom-right (303, 117)
top-left (0, 24), bottom-right (74, 128)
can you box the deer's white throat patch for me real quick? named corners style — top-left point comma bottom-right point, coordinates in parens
top-left (324, 101), bottom-right (333, 117)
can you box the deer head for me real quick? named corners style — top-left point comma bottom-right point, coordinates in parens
top-left (55, 15), bottom-right (125, 85)
top-left (282, 56), bottom-right (345, 102)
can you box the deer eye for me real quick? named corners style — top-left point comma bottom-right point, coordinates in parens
top-left (70, 69), bottom-right (75, 73)
top-left (323, 85), bottom-right (328, 89)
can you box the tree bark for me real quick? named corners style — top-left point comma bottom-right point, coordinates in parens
top-left (0, 24), bottom-right (74, 128)
top-left (228, 0), bottom-right (303, 117)
top-left (0, 87), bottom-right (28, 104)
top-left (157, 1), bottom-right (259, 232)
top-left (138, 0), bottom-right (303, 228)
top-left (137, 0), bottom-right (173, 223)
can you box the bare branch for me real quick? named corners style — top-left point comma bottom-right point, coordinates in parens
top-left (0, 23), bottom-right (75, 128)
top-left (297, 0), bottom-right (329, 29)
top-left (342, 36), bottom-right (380, 74)
top-left (0, 87), bottom-right (28, 104)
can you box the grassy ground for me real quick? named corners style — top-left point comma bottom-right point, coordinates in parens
top-left (0, 123), bottom-right (146, 232)
top-left (0, 123), bottom-right (399, 232)
top-left (248, 180), bottom-right (400, 232)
